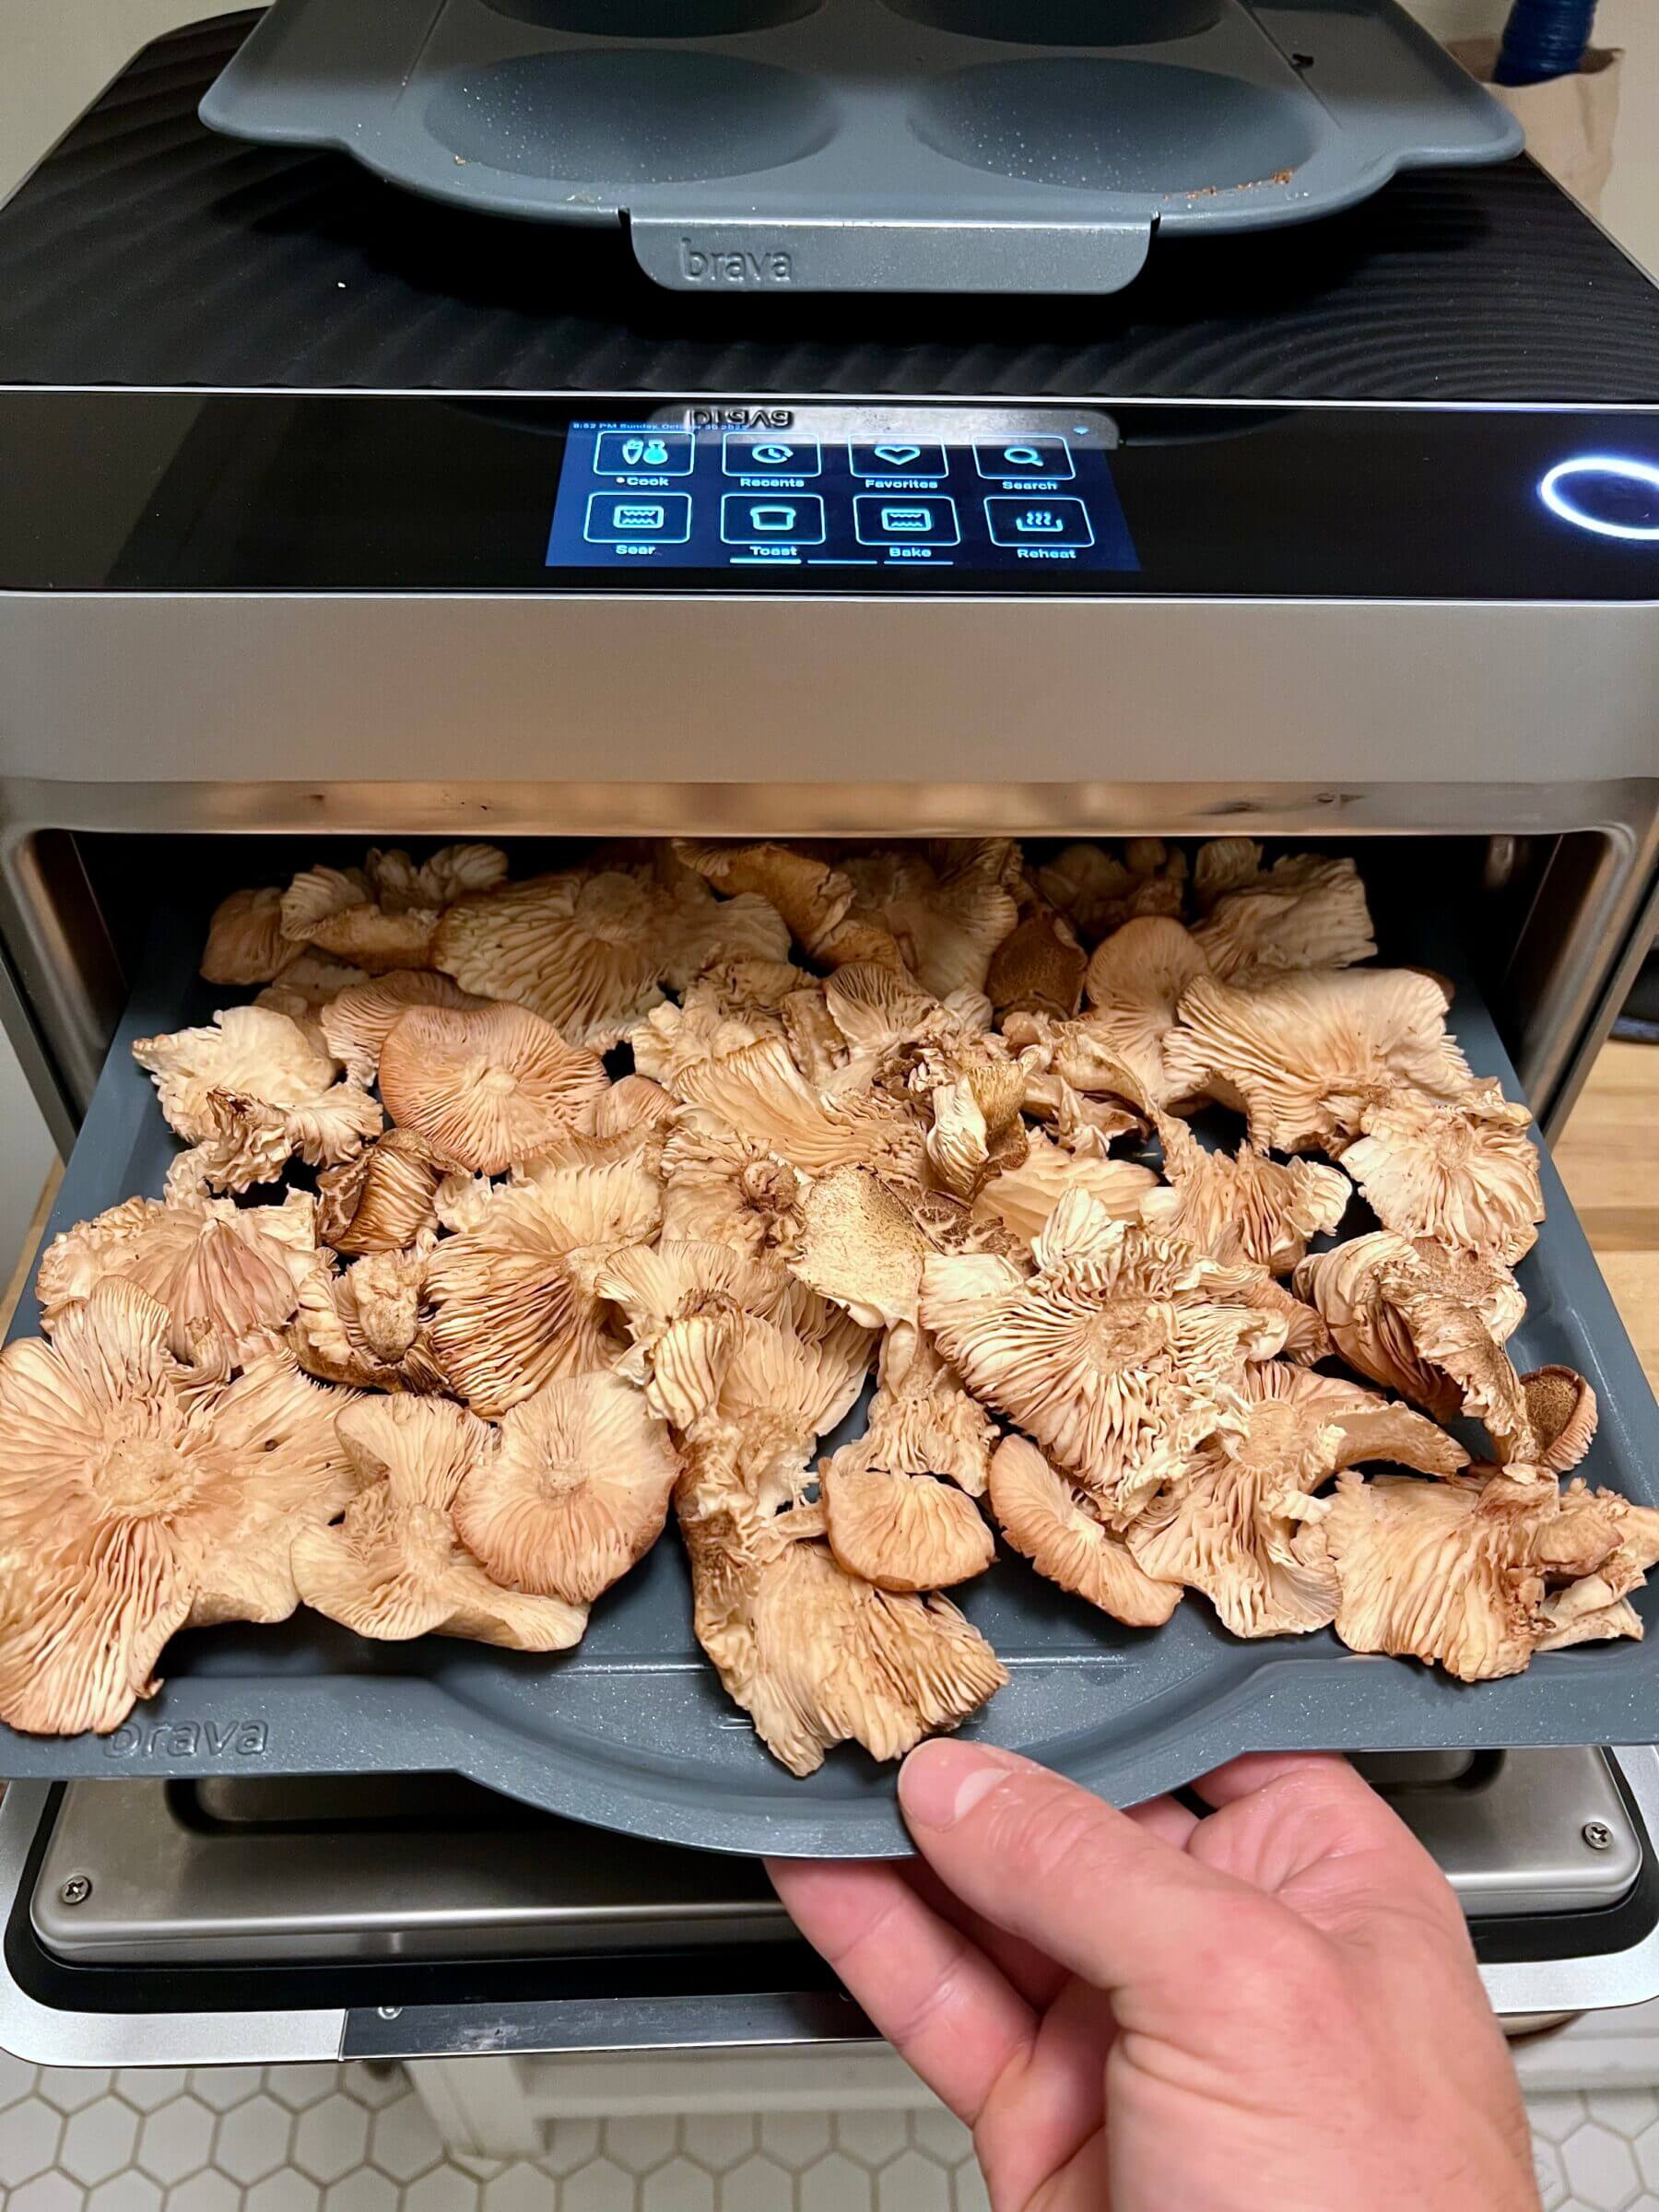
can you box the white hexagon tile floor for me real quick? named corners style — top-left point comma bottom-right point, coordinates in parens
top-left (0, 2065), bottom-right (1655, 2210)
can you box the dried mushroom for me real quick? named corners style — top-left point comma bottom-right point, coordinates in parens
top-left (1323, 1467), bottom-right (1659, 1680)
top-left (1341, 1084), bottom-right (1544, 1266)
top-left (973, 1129), bottom-right (1158, 1249)
top-left (986, 900), bottom-right (1088, 1024)
top-left (862, 1322), bottom-right (998, 1497)
top-left (1038, 842), bottom-right (1186, 941)
top-left (424, 1159), bottom-right (663, 1416)
top-left (432, 871), bottom-right (665, 1046)
top-left (1078, 917), bottom-right (1213, 1110)
top-left (923, 1192), bottom-right (1287, 1524)
top-left (1163, 969), bottom-right (1476, 1155)
top-left (839, 841), bottom-right (1019, 999)
top-left (1519, 1365), bottom-right (1598, 1476)
top-left (201, 887), bottom-right (288, 985)
top-left (1140, 1112), bottom-right (1351, 1277)
top-left (989, 1435), bottom-right (1180, 1628)
top-left (36, 1186), bottom-right (318, 1362)
top-left (818, 1441), bottom-right (994, 1594)
top-left (0, 1284), bottom-right (358, 1733)
top-left (676, 840), bottom-right (898, 969)
top-left (291, 1241), bottom-right (448, 1394)
top-left (316, 1128), bottom-right (449, 1256)
top-left (455, 1371), bottom-right (679, 1605)
top-left (1129, 1364), bottom-right (1467, 1640)
top-left (291, 1397), bottom-right (588, 1650)
top-left (280, 864), bottom-right (441, 973)
top-left (1191, 853), bottom-right (1375, 979)
top-left (378, 1002), bottom-right (607, 1174)
top-left (790, 1165), bottom-right (930, 1328)
top-left (677, 1459), bottom-right (1006, 1775)
top-left (134, 1005), bottom-right (382, 1198)
top-left (674, 1035), bottom-right (924, 1179)
top-left (659, 1112), bottom-right (806, 1256)
top-left (321, 971), bottom-right (491, 1085)
top-left (1294, 1232), bottom-right (1534, 1454)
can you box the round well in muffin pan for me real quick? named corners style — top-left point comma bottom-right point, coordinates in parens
top-left (911, 57), bottom-right (1316, 193)
top-left (484, 0), bottom-right (824, 34)
top-left (426, 50), bottom-right (837, 184)
top-left (883, 0), bottom-right (1222, 47)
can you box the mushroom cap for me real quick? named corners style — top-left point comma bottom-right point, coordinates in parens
top-left (371, 842), bottom-right (510, 910)
top-left (1341, 1084), bottom-right (1544, 1266)
top-left (263, 951), bottom-right (372, 1009)
top-left (986, 905), bottom-right (1088, 1023)
top-left (818, 1445), bottom-right (994, 1594)
top-left (1140, 1115), bottom-right (1352, 1277)
top-left (865, 1321), bottom-right (998, 1498)
top-left (321, 971), bottom-right (492, 1085)
top-left (424, 1160), bottom-right (662, 1415)
top-left (989, 1435), bottom-right (1181, 1628)
top-left (660, 1112), bottom-right (806, 1256)
top-left (1038, 842), bottom-right (1185, 942)
top-left (1163, 969), bottom-right (1474, 1154)
top-left (36, 1188), bottom-right (318, 1362)
top-left (1322, 1468), bottom-right (1656, 1681)
top-left (629, 992), bottom-right (785, 1088)
top-left (1128, 1364), bottom-right (1464, 1640)
top-left (433, 870), bottom-right (679, 1047)
top-left (594, 1075), bottom-right (677, 1139)
top-left (1192, 853), bottom-right (1376, 980)
top-left (379, 1002), bottom-right (608, 1174)
top-left (789, 1165), bottom-right (930, 1329)
top-left (676, 1460), bottom-right (1006, 1775)
top-left (973, 1131), bottom-right (1159, 1250)
top-left (135, 1006), bottom-right (340, 1143)
top-left (675, 840), bottom-right (864, 963)
top-left (291, 1396), bottom-right (589, 1650)
top-left (675, 1035), bottom-right (925, 1179)
top-left (455, 1371), bottom-right (679, 1605)
top-left (1518, 1365), bottom-right (1598, 1475)
top-left (841, 841), bottom-right (1019, 999)
top-left (923, 1202), bottom-right (1286, 1523)
top-left (661, 884), bottom-right (792, 992)
top-left (1294, 1232), bottom-right (1533, 1452)
top-left (290, 1243), bottom-right (449, 1394)
top-left (316, 1128), bottom-right (448, 1256)
top-left (823, 963), bottom-right (945, 1056)
top-left (1192, 837), bottom-right (1263, 910)
top-left (281, 864), bottom-right (440, 973)
top-left (201, 887), bottom-right (288, 985)
top-left (1079, 918), bottom-right (1213, 1110)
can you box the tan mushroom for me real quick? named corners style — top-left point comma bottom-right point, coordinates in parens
top-left (599, 1239), bottom-right (800, 1424)
top-left (988, 1434), bottom-right (1180, 1628)
top-left (922, 1193), bottom-right (1287, 1524)
top-left (662, 883), bottom-right (793, 992)
top-left (675, 840), bottom-right (898, 969)
top-left (1294, 1231), bottom-right (1534, 1454)
top-left (134, 1006), bottom-right (382, 1198)
top-left (659, 1112), bottom-right (806, 1257)
top-left (1192, 837), bottom-right (1265, 909)
top-left (594, 1075), bottom-right (677, 1140)
top-left (676, 1458), bottom-right (1006, 1775)
top-left (822, 963), bottom-right (947, 1057)
top-left (1140, 1112), bottom-right (1351, 1276)
top-left (369, 842), bottom-right (509, 910)
top-left (818, 1440), bottom-right (994, 1594)
top-left (862, 1321), bottom-right (998, 1498)
top-left (1078, 918), bottom-right (1214, 1110)
top-left (1128, 1364), bottom-right (1467, 1640)
top-left (316, 1129), bottom-right (449, 1255)
top-left (1037, 842), bottom-right (1186, 941)
top-left (290, 1241), bottom-right (448, 1394)
top-left (1163, 970), bottom-right (1476, 1154)
top-left (986, 899), bottom-right (1088, 1024)
top-left (36, 1186), bottom-right (318, 1363)
top-left (840, 841), bottom-right (1019, 998)
top-left (454, 1371), bottom-right (679, 1606)
top-left (1341, 1084), bottom-right (1544, 1266)
top-left (675, 1035), bottom-right (925, 1179)
top-left (629, 991), bottom-right (785, 1089)
top-left (261, 950), bottom-right (372, 1009)
top-left (1518, 1366), bottom-right (1598, 1476)
top-left (973, 1129), bottom-right (1158, 1249)
top-left (201, 887), bottom-right (288, 985)
top-left (424, 1159), bottom-right (663, 1416)
top-left (291, 1397), bottom-right (589, 1650)
top-left (789, 1165), bottom-right (930, 1328)
top-left (320, 971), bottom-right (492, 1085)
top-left (378, 1002), bottom-right (607, 1174)
top-left (1323, 1467), bottom-right (1659, 1681)
top-left (0, 1283), bottom-right (358, 1734)
top-left (431, 870), bottom-right (666, 1046)
top-left (280, 864), bottom-right (441, 973)
top-left (1191, 853), bottom-right (1375, 979)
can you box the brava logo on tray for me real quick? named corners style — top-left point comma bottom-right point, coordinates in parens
top-left (104, 1719), bottom-right (268, 1759)
top-left (680, 239), bottom-right (795, 287)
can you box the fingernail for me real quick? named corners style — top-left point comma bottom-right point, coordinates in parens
top-left (900, 1740), bottom-right (1018, 1830)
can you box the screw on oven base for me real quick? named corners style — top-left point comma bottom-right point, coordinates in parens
top-left (376, 2006), bottom-right (403, 2020)
top-left (1583, 1820), bottom-right (1616, 1851)
top-left (57, 1876), bottom-right (91, 1905)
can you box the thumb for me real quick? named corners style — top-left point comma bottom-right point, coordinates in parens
top-left (899, 1739), bottom-right (1297, 2017)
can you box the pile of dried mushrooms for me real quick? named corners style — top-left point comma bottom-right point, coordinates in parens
top-left (3, 835), bottom-right (1653, 1774)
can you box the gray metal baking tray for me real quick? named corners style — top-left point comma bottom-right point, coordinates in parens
top-left (3, 883), bottom-right (1656, 1858)
top-left (197, 0), bottom-right (1524, 295)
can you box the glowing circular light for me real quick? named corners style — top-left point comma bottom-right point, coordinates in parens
top-left (1538, 454), bottom-right (1659, 542)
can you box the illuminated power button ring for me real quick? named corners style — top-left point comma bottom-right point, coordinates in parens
top-left (1538, 455), bottom-right (1659, 542)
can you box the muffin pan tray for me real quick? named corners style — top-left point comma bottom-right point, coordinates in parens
top-left (2, 880), bottom-right (1657, 1857)
top-left (198, 0), bottom-right (1523, 293)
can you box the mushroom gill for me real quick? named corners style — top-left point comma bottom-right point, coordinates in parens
top-left (379, 1001), bottom-right (608, 1174)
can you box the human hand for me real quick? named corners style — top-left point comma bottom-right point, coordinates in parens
top-left (769, 1746), bottom-right (1539, 2212)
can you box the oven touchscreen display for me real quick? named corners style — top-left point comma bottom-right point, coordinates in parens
top-left (545, 410), bottom-right (1139, 578)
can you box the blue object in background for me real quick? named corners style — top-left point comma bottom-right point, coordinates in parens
top-left (1494, 0), bottom-right (1596, 85)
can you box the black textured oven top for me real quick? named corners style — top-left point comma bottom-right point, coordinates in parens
top-left (2, 13), bottom-right (1657, 401)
